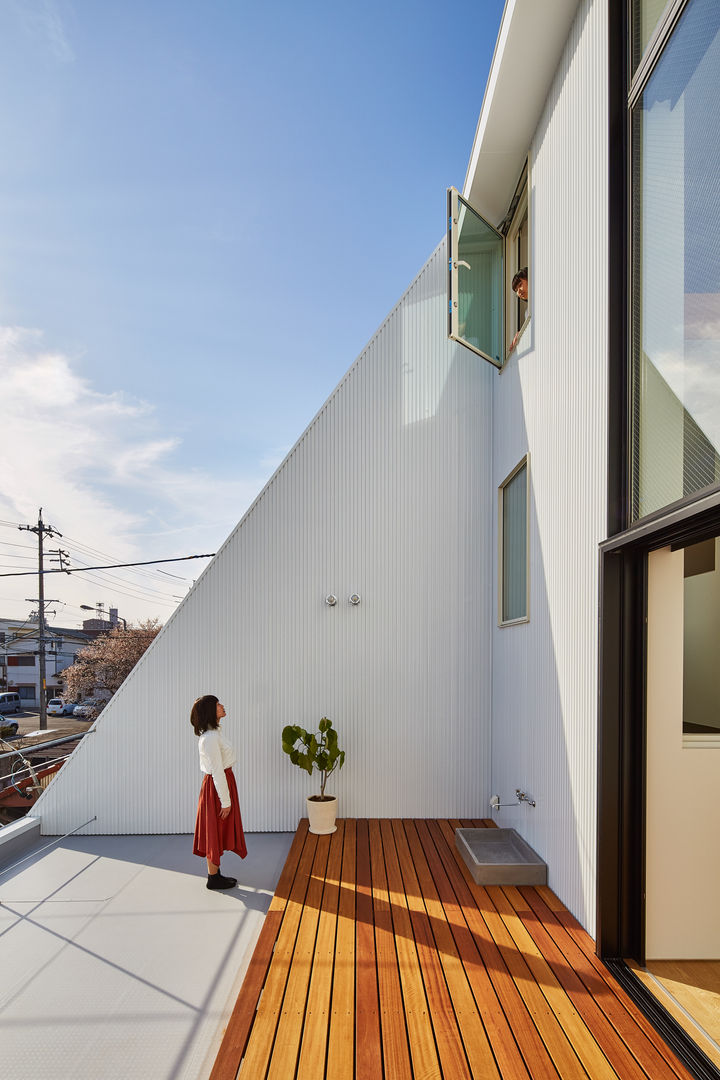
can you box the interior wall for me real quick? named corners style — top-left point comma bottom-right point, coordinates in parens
top-left (490, 0), bottom-right (608, 935)
top-left (646, 545), bottom-right (720, 958)
top-left (33, 242), bottom-right (495, 836)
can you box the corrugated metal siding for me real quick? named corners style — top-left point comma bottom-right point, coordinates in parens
top-left (491, 0), bottom-right (607, 935)
top-left (34, 243), bottom-right (495, 836)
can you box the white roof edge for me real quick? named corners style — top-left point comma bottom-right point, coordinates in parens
top-left (462, 0), bottom-right (515, 200)
top-left (461, 0), bottom-right (583, 224)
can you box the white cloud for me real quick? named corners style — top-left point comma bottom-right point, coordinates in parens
top-left (0, 328), bottom-right (274, 625)
top-left (16, 0), bottom-right (75, 64)
top-left (652, 339), bottom-right (720, 454)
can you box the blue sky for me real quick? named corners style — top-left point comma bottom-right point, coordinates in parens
top-left (0, 0), bottom-right (504, 625)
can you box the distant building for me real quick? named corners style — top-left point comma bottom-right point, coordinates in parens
top-left (0, 618), bottom-right (93, 706)
top-left (81, 607), bottom-right (123, 638)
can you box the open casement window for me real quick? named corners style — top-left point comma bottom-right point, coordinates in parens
top-left (447, 188), bottom-right (504, 367)
top-left (448, 164), bottom-right (530, 368)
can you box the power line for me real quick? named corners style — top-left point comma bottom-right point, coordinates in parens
top-left (66, 557), bottom-right (185, 601)
top-left (75, 571), bottom-right (180, 607)
top-left (60, 532), bottom-right (195, 585)
top-left (0, 553), bottom-right (215, 578)
top-left (2, 524), bottom-right (196, 586)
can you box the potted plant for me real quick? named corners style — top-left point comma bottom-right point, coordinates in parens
top-left (281, 716), bottom-right (345, 834)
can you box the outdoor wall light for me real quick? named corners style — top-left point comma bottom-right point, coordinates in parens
top-left (325, 594), bottom-right (337, 606)
top-left (349, 594), bottom-right (361, 605)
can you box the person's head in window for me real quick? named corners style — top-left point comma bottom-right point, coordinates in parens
top-left (511, 267), bottom-right (528, 302)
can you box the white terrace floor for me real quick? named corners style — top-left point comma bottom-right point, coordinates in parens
top-left (0, 830), bottom-right (293, 1080)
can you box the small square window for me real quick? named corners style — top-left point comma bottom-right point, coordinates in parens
top-left (499, 456), bottom-right (529, 625)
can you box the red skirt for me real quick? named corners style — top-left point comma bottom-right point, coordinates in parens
top-left (193, 768), bottom-right (247, 867)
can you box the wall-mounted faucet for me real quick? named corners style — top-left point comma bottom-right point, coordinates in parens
top-left (490, 789), bottom-right (537, 812)
top-left (490, 794), bottom-right (515, 811)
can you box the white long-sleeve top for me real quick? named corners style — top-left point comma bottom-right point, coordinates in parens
top-left (198, 727), bottom-right (236, 808)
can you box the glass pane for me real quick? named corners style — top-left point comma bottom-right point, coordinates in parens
top-left (683, 536), bottom-right (720, 735)
top-left (502, 464), bottom-right (527, 622)
top-left (452, 194), bottom-right (503, 365)
top-left (631, 0), bottom-right (720, 520)
top-left (632, 0), bottom-right (671, 72)
top-left (512, 207), bottom-right (528, 335)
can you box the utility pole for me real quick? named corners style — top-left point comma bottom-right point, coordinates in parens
top-left (19, 509), bottom-right (62, 730)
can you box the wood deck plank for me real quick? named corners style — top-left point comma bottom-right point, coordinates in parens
top-left (214, 820), bottom-right (701, 1080)
top-left (295, 823), bottom-right (345, 1080)
top-left (354, 819), bottom-right (383, 1079)
top-left (486, 881), bottom-right (619, 1080)
top-left (424, 819), bottom-right (563, 1080)
top-left (326, 819), bottom-right (357, 1080)
top-left (501, 885), bottom-right (654, 1080)
top-left (377, 818), bottom-right (441, 1079)
top-left (408, 819), bottom-right (533, 1080)
top-left (388, 820), bottom-right (477, 1080)
top-left (209, 820), bottom-right (310, 1080)
top-left (369, 818), bottom-right (413, 1079)
top-left (518, 886), bottom-right (694, 1080)
top-left (547, 902), bottom-right (696, 1078)
top-left (395, 819), bottom-right (502, 1080)
top-left (439, 818), bottom-right (592, 1079)
top-left (265, 832), bottom-right (333, 1080)
top-left (237, 829), bottom-right (320, 1079)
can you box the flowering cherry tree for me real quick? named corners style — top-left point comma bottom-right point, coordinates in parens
top-left (62, 619), bottom-right (161, 715)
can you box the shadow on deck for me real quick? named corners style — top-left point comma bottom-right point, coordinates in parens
top-left (210, 818), bottom-right (695, 1080)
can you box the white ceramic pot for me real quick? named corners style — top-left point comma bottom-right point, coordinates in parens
top-left (307, 795), bottom-right (338, 835)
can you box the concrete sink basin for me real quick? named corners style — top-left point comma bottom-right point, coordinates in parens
top-left (455, 827), bottom-right (547, 885)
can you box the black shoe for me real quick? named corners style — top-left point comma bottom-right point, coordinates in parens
top-left (207, 872), bottom-right (237, 890)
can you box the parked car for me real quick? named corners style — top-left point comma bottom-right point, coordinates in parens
top-left (0, 692), bottom-right (22, 714)
top-left (0, 718), bottom-right (19, 737)
top-left (73, 699), bottom-right (104, 719)
top-left (48, 698), bottom-right (77, 716)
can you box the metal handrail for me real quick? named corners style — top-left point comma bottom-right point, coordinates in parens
top-left (0, 730), bottom-right (93, 762)
top-left (4, 753), bottom-right (75, 781)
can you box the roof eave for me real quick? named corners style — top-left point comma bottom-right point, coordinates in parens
top-left (463, 0), bottom-right (582, 224)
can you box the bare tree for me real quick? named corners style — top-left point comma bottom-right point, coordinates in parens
top-left (62, 619), bottom-right (162, 715)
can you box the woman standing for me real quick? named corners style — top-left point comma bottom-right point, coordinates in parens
top-left (191, 694), bottom-right (247, 889)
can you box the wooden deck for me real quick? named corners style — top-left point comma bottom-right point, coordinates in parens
top-left (210, 819), bottom-right (695, 1079)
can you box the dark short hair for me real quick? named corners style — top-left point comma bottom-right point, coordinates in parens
top-left (190, 694), bottom-right (219, 736)
top-left (511, 267), bottom-right (528, 292)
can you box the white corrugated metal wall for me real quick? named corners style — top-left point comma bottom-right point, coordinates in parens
top-left (490, 0), bottom-right (607, 934)
top-left (34, 243), bottom-right (495, 836)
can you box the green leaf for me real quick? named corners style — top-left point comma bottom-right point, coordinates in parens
top-left (281, 717), bottom-right (345, 780)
